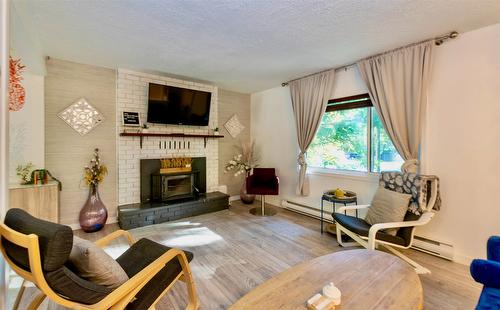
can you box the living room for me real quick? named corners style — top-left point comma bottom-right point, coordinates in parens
top-left (0, 1), bottom-right (499, 309)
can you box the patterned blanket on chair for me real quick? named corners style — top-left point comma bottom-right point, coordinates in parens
top-left (379, 172), bottom-right (441, 215)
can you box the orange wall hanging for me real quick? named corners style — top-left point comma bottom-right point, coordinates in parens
top-left (9, 56), bottom-right (26, 111)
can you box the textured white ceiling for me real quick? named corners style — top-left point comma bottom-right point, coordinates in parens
top-left (14, 0), bottom-right (500, 93)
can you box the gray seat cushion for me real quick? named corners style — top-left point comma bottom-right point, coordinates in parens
top-left (116, 238), bottom-right (194, 310)
top-left (333, 213), bottom-right (408, 246)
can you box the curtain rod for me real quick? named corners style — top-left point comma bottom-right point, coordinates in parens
top-left (281, 31), bottom-right (458, 87)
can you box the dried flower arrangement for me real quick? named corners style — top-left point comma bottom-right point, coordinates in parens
top-left (84, 148), bottom-right (108, 186)
top-left (225, 141), bottom-right (259, 177)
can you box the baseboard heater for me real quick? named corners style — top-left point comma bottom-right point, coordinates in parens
top-left (412, 235), bottom-right (454, 261)
top-left (282, 199), bottom-right (454, 261)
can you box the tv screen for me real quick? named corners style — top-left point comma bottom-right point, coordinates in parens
top-left (147, 83), bottom-right (211, 126)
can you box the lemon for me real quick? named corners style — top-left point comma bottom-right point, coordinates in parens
top-left (334, 188), bottom-right (345, 197)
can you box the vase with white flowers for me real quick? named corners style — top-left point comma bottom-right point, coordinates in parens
top-left (225, 141), bottom-right (259, 204)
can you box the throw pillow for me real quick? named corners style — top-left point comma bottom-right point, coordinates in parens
top-left (365, 186), bottom-right (412, 235)
top-left (69, 236), bottom-right (129, 289)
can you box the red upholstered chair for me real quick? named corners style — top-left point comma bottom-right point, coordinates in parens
top-left (246, 168), bottom-right (279, 216)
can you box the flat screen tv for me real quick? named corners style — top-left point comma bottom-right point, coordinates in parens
top-left (147, 83), bottom-right (211, 126)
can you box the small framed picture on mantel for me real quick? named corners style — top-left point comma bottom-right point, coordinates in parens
top-left (122, 111), bottom-right (141, 127)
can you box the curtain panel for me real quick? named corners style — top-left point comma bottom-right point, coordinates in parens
top-left (289, 70), bottom-right (335, 196)
top-left (357, 41), bottom-right (434, 173)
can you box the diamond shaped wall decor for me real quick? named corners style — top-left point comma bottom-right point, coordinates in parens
top-left (224, 114), bottom-right (245, 138)
top-left (58, 98), bottom-right (104, 136)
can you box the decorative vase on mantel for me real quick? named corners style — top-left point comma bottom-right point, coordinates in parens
top-left (79, 184), bottom-right (108, 232)
top-left (240, 173), bottom-right (255, 204)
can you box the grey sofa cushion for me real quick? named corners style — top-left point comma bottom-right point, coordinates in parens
top-left (365, 186), bottom-right (412, 235)
top-left (45, 266), bottom-right (112, 305)
top-left (116, 238), bottom-right (194, 310)
top-left (69, 236), bottom-right (129, 289)
top-left (2, 208), bottom-right (73, 271)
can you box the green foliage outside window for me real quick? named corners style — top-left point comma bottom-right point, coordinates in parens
top-left (307, 107), bottom-right (403, 172)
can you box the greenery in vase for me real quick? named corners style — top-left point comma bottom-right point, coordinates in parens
top-left (225, 141), bottom-right (259, 177)
top-left (16, 162), bottom-right (34, 184)
top-left (84, 148), bottom-right (108, 186)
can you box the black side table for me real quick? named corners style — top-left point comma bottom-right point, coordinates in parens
top-left (321, 190), bottom-right (357, 234)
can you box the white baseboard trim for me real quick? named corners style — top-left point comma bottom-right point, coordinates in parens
top-left (67, 216), bottom-right (118, 231)
top-left (229, 195), bottom-right (240, 202)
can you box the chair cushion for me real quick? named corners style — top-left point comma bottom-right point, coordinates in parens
top-left (476, 287), bottom-right (500, 310)
top-left (44, 266), bottom-right (112, 305)
top-left (2, 208), bottom-right (73, 272)
top-left (333, 213), bottom-right (407, 247)
top-left (68, 236), bottom-right (129, 289)
top-left (365, 187), bottom-right (412, 235)
top-left (116, 238), bottom-right (194, 310)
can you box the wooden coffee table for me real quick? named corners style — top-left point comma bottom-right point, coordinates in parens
top-left (230, 249), bottom-right (423, 310)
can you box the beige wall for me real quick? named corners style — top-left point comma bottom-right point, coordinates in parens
top-left (251, 22), bottom-right (500, 263)
top-left (45, 59), bottom-right (116, 226)
top-left (218, 89), bottom-right (251, 196)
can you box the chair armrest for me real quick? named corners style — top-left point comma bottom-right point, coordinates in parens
top-left (367, 212), bottom-right (434, 249)
top-left (95, 230), bottom-right (135, 248)
top-left (337, 204), bottom-right (371, 213)
top-left (488, 236), bottom-right (500, 262)
top-left (99, 248), bottom-right (192, 309)
top-left (471, 259), bottom-right (500, 288)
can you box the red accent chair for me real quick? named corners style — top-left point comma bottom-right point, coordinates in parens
top-left (246, 168), bottom-right (279, 216)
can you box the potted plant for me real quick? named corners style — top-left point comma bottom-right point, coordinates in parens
top-left (141, 123), bottom-right (149, 133)
top-left (79, 148), bottom-right (108, 232)
top-left (225, 141), bottom-right (259, 203)
top-left (16, 162), bottom-right (34, 185)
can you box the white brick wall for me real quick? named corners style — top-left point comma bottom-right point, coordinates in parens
top-left (117, 69), bottom-right (219, 205)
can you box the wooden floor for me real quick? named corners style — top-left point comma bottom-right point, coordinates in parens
top-left (9, 201), bottom-right (481, 309)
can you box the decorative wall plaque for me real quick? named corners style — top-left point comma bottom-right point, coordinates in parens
top-left (224, 114), bottom-right (245, 138)
top-left (58, 98), bottom-right (104, 136)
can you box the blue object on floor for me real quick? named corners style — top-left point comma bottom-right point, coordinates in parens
top-left (470, 236), bottom-right (500, 309)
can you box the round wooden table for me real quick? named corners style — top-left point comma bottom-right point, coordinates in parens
top-left (230, 249), bottom-right (423, 310)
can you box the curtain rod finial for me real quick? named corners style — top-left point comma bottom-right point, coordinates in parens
top-left (281, 82), bottom-right (288, 87)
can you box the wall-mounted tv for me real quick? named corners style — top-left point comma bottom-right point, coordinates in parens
top-left (147, 83), bottom-right (212, 126)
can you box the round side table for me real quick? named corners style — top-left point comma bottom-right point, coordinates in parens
top-left (321, 190), bottom-right (357, 234)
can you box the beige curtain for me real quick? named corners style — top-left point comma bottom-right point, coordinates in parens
top-left (357, 41), bottom-right (434, 173)
top-left (290, 70), bottom-right (335, 196)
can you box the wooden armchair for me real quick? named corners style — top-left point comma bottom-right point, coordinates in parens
top-left (0, 208), bottom-right (199, 309)
top-left (334, 172), bottom-right (440, 274)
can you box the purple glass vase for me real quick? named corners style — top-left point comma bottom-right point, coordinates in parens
top-left (79, 184), bottom-right (108, 232)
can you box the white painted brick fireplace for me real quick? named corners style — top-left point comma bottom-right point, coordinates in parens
top-left (117, 69), bottom-right (219, 205)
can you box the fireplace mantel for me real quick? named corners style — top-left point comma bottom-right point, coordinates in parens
top-left (120, 132), bottom-right (224, 148)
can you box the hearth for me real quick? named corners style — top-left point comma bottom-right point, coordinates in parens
top-left (117, 157), bottom-right (228, 229)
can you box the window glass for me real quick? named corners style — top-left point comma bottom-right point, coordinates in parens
top-left (370, 108), bottom-right (404, 172)
top-left (308, 108), bottom-right (368, 172)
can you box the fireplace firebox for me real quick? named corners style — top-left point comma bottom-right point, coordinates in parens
top-left (151, 171), bottom-right (200, 202)
top-left (141, 157), bottom-right (206, 204)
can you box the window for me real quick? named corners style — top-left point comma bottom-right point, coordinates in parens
top-left (307, 94), bottom-right (403, 173)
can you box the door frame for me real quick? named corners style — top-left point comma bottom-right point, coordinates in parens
top-left (0, 0), bottom-right (10, 309)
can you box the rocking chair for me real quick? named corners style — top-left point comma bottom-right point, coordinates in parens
top-left (334, 171), bottom-right (440, 274)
